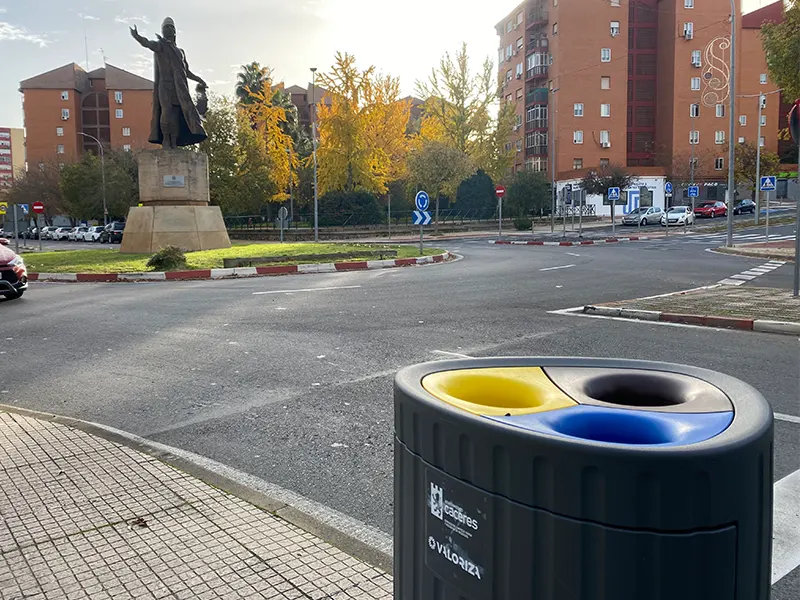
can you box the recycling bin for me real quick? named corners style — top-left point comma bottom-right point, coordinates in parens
top-left (394, 357), bottom-right (773, 600)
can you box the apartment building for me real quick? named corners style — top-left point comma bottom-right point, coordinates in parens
top-left (0, 128), bottom-right (25, 193)
top-left (497, 0), bottom-right (790, 203)
top-left (19, 63), bottom-right (154, 168)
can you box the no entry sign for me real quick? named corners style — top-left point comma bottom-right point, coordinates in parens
top-left (32, 202), bottom-right (45, 214)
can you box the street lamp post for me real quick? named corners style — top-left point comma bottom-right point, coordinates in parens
top-left (725, 0), bottom-right (736, 247)
top-left (550, 88), bottom-right (559, 234)
top-left (310, 67), bottom-right (319, 243)
top-left (755, 94), bottom-right (763, 227)
top-left (690, 98), bottom-right (697, 226)
top-left (78, 132), bottom-right (108, 226)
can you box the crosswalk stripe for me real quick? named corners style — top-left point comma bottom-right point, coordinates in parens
top-left (730, 274), bottom-right (756, 280)
top-left (718, 278), bottom-right (746, 285)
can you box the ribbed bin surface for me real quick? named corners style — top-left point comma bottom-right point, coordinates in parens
top-left (394, 357), bottom-right (773, 600)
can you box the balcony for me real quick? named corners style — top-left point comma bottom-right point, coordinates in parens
top-left (526, 118), bottom-right (548, 131)
top-left (527, 9), bottom-right (549, 28)
top-left (526, 145), bottom-right (548, 157)
top-left (526, 65), bottom-right (549, 80)
top-left (526, 87), bottom-right (550, 105)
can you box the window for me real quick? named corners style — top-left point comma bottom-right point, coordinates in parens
top-left (739, 115), bottom-right (746, 126)
top-left (738, 136), bottom-right (745, 144)
top-left (516, 63), bottom-right (524, 78)
top-left (690, 104), bottom-right (700, 118)
top-left (499, 49), bottom-right (504, 65)
top-left (600, 104), bottom-right (611, 117)
top-left (516, 139), bottom-right (523, 152)
top-left (760, 94), bottom-right (767, 109)
top-left (715, 157), bottom-right (724, 170)
top-left (554, 0), bottom-right (558, 6)
top-left (60, 91), bottom-right (69, 101)
top-left (689, 130), bottom-right (699, 144)
top-left (600, 130), bottom-right (610, 145)
top-left (759, 136), bottom-right (765, 147)
top-left (56, 127), bottom-right (64, 137)
top-left (760, 73), bottom-right (767, 85)
top-left (610, 21), bottom-right (620, 37)
top-left (600, 158), bottom-right (610, 167)
top-left (516, 88), bottom-right (523, 100)
top-left (122, 127), bottom-right (131, 137)
top-left (691, 77), bottom-right (700, 91)
top-left (573, 158), bottom-right (583, 169)
top-left (505, 94), bottom-right (513, 103)
top-left (691, 50), bottom-right (702, 67)
top-left (115, 91), bottom-right (123, 104)
top-left (601, 76), bottom-right (611, 90)
top-left (115, 109), bottom-right (124, 119)
top-left (506, 44), bottom-right (513, 59)
top-left (506, 69), bottom-right (512, 83)
top-left (601, 48), bottom-right (611, 62)
top-left (516, 11), bottom-right (524, 25)
top-left (506, 20), bottom-right (513, 33)
top-left (574, 103), bottom-right (584, 117)
top-left (685, 0), bottom-right (694, 7)
top-left (716, 104), bottom-right (725, 117)
top-left (61, 108), bottom-right (70, 120)
top-left (56, 144), bottom-right (64, 154)
top-left (517, 37), bottom-right (524, 51)
top-left (573, 130), bottom-right (584, 144)
top-left (761, 115), bottom-right (767, 126)
top-left (683, 22), bottom-right (694, 39)
top-left (515, 114), bottom-right (523, 127)
top-left (715, 131), bottom-right (725, 144)
top-left (553, 23), bottom-right (558, 35)
top-left (611, 0), bottom-right (620, 5)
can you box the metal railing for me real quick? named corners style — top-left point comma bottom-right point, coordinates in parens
top-left (554, 205), bottom-right (597, 217)
top-left (526, 65), bottom-right (549, 80)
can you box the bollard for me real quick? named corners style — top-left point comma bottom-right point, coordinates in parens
top-left (394, 357), bottom-right (773, 600)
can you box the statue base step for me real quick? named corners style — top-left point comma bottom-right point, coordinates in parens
top-left (119, 205), bottom-right (231, 254)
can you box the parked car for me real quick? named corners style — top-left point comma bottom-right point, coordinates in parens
top-left (733, 199), bottom-right (756, 215)
top-left (661, 206), bottom-right (695, 227)
top-left (0, 237), bottom-right (28, 300)
top-left (100, 221), bottom-right (125, 244)
top-left (23, 227), bottom-right (39, 240)
top-left (68, 226), bottom-right (88, 241)
top-left (51, 227), bottom-right (72, 241)
top-left (621, 206), bottom-right (664, 226)
top-left (694, 201), bottom-right (728, 218)
top-left (83, 226), bottom-right (106, 243)
top-left (40, 226), bottom-right (58, 240)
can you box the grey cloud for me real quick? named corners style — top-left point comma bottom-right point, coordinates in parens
top-left (0, 22), bottom-right (49, 47)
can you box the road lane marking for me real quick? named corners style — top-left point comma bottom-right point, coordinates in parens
top-left (566, 252), bottom-right (581, 257)
top-left (775, 412), bottom-right (800, 425)
top-left (773, 468), bottom-right (800, 584)
top-left (253, 285), bottom-right (362, 296)
top-left (540, 264), bottom-right (576, 272)
top-left (431, 350), bottom-right (472, 359)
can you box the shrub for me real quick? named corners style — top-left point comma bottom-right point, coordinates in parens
top-left (514, 217), bottom-right (532, 231)
top-left (147, 246), bottom-right (186, 271)
top-left (318, 190), bottom-right (383, 226)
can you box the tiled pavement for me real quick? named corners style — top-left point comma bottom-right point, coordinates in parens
top-left (0, 412), bottom-right (392, 600)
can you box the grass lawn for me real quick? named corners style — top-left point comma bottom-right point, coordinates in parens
top-left (24, 243), bottom-right (446, 274)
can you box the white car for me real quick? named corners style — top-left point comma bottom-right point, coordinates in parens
top-left (68, 226), bottom-right (88, 241)
top-left (83, 226), bottom-right (105, 242)
top-left (661, 207), bottom-right (695, 227)
top-left (51, 227), bottom-right (72, 241)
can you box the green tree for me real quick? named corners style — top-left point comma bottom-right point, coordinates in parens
top-left (580, 164), bottom-right (636, 220)
top-left (734, 141), bottom-right (781, 199)
top-left (506, 170), bottom-right (550, 217)
top-left (455, 170), bottom-right (495, 214)
top-left (199, 95), bottom-right (241, 213)
top-left (761, 4), bottom-right (800, 99)
top-left (236, 62), bottom-right (271, 104)
top-left (7, 161), bottom-right (65, 221)
top-left (407, 140), bottom-right (474, 232)
top-left (59, 151), bottom-right (138, 221)
top-left (415, 43), bottom-right (514, 180)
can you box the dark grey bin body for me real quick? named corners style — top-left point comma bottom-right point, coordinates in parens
top-left (394, 358), bottom-right (773, 600)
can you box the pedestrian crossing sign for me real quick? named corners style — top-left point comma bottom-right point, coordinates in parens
top-left (759, 176), bottom-right (776, 192)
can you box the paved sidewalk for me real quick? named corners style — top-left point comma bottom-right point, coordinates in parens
top-left (0, 411), bottom-right (392, 600)
top-left (600, 285), bottom-right (800, 324)
top-left (718, 239), bottom-right (796, 261)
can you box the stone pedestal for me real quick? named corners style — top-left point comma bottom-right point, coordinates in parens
top-left (120, 150), bottom-right (230, 254)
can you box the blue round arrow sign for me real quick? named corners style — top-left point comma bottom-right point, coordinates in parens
top-left (415, 191), bottom-right (430, 212)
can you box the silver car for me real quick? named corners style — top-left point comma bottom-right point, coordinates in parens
top-left (661, 206), bottom-right (695, 226)
top-left (621, 206), bottom-right (663, 226)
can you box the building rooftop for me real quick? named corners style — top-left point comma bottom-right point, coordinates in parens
top-left (742, 0), bottom-right (783, 29)
top-left (105, 64), bottom-right (153, 90)
top-left (19, 62), bottom-right (152, 93)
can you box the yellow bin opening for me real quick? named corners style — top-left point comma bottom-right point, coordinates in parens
top-left (422, 367), bottom-right (577, 416)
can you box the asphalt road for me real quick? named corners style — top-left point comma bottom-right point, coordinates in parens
top-left (1, 232), bottom-right (798, 595)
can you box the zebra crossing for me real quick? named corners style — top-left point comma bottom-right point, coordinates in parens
top-left (677, 232), bottom-right (795, 244)
top-left (718, 260), bottom-right (787, 286)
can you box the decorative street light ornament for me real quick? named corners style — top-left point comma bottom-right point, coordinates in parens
top-left (789, 99), bottom-right (800, 144)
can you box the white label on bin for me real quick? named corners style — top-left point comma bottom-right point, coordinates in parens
top-left (425, 469), bottom-right (492, 598)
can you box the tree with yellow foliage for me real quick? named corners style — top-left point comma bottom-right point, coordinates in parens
top-left (315, 52), bottom-right (411, 195)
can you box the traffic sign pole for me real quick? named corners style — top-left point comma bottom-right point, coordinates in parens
top-left (498, 196), bottom-right (503, 239)
top-left (765, 189), bottom-right (770, 242)
top-left (12, 204), bottom-right (19, 254)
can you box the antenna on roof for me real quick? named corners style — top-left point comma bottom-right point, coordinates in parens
top-left (79, 13), bottom-right (89, 70)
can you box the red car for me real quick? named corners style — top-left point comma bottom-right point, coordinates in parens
top-left (694, 201), bottom-right (728, 218)
top-left (0, 238), bottom-right (28, 300)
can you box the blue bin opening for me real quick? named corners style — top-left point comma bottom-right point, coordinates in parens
top-left (488, 406), bottom-right (734, 447)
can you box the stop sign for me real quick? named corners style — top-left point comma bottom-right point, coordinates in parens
top-left (32, 201), bottom-right (45, 214)
top-left (495, 185), bottom-right (506, 198)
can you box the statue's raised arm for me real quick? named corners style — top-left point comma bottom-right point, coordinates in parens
top-left (129, 24), bottom-right (159, 52)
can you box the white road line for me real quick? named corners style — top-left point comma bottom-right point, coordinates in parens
top-left (431, 350), bottom-right (473, 359)
top-left (253, 285), bottom-right (362, 296)
top-left (566, 252), bottom-right (581, 257)
top-left (540, 264), bottom-right (576, 272)
top-left (730, 274), bottom-right (757, 281)
top-left (718, 278), bottom-right (746, 286)
top-left (773, 469), bottom-right (800, 584)
top-left (775, 412), bottom-right (800, 425)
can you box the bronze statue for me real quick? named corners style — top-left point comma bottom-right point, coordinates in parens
top-left (130, 17), bottom-right (208, 149)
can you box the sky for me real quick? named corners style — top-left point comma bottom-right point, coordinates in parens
top-left (0, 0), bottom-right (774, 129)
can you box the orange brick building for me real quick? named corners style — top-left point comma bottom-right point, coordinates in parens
top-left (20, 63), bottom-right (155, 168)
top-left (497, 0), bottom-right (792, 200)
